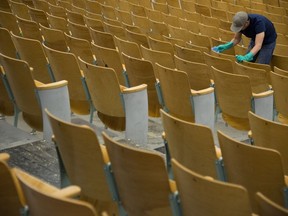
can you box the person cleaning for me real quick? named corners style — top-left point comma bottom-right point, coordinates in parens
top-left (213, 11), bottom-right (277, 65)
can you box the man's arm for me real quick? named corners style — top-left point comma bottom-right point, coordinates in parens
top-left (249, 32), bottom-right (265, 55)
top-left (232, 32), bottom-right (242, 45)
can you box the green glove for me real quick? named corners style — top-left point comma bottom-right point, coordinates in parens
top-left (236, 52), bottom-right (254, 63)
top-left (212, 41), bottom-right (233, 53)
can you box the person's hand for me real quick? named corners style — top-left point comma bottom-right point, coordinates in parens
top-left (212, 41), bottom-right (233, 53)
top-left (236, 52), bottom-right (254, 63)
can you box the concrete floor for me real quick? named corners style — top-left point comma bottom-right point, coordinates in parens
top-left (0, 112), bottom-right (249, 188)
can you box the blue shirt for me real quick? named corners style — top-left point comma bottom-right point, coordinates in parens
top-left (240, 14), bottom-right (277, 45)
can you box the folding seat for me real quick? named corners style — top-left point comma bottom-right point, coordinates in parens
top-left (57, 0), bottom-right (72, 10)
top-left (0, 153), bottom-right (27, 216)
top-left (115, 8), bottom-right (133, 25)
top-left (204, 52), bottom-right (235, 76)
top-left (131, 13), bottom-right (150, 34)
top-left (242, 61), bottom-right (272, 76)
top-left (66, 8), bottom-right (85, 25)
top-left (27, 6), bottom-right (49, 27)
top-left (210, 6), bottom-right (228, 21)
top-left (156, 63), bottom-right (215, 129)
top-left (186, 42), bottom-right (210, 53)
top-left (43, 44), bottom-right (93, 118)
top-left (122, 53), bottom-right (160, 117)
top-left (16, 16), bottom-right (43, 41)
top-left (0, 68), bottom-right (14, 119)
top-left (102, 16), bottom-right (122, 26)
top-left (152, 1), bottom-right (169, 14)
top-left (273, 23), bottom-right (288, 35)
top-left (40, 24), bottom-right (68, 52)
top-left (103, 21), bottom-right (126, 39)
top-left (145, 7), bottom-right (163, 22)
top-left (125, 28), bottom-right (149, 48)
top-left (70, 3), bottom-right (86, 16)
top-left (167, 0), bottom-right (181, 8)
top-left (218, 131), bottom-right (288, 213)
top-left (218, 28), bottom-right (235, 42)
top-left (213, 67), bottom-right (273, 131)
top-left (162, 13), bottom-right (179, 27)
top-left (180, 0), bottom-right (196, 12)
top-left (148, 19), bottom-right (169, 39)
top-left (234, 44), bottom-right (247, 55)
top-left (71, 0), bottom-right (86, 9)
top-left (174, 44), bottom-right (204, 63)
top-left (140, 44), bottom-right (175, 79)
top-left (270, 71), bottom-right (288, 124)
top-left (168, 5), bottom-right (185, 18)
top-left (9, 0), bottom-right (30, 20)
top-left (0, 27), bottom-right (17, 58)
top-left (219, 19), bottom-right (232, 31)
top-left (102, 132), bottom-right (174, 216)
top-left (130, 3), bottom-right (146, 17)
top-left (10, 32), bottom-right (52, 83)
top-left (161, 110), bottom-right (223, 180)
top-left (84, 0), bottom-right (101, 14)
top-left (78, 58), bottom-right (148, 143)
top-left (236, 0), bottom-right (251, 7)
top-left (83, 15), bottom-right (104, 31)
top-left (17, 166), bottom-right (98, 216)
top-left (163, 34), bottom-right (186, 46)
top-left (200, 14), bottom-right (220, 27)
top-left (256, 192), bottom-right (288, 216)
top-left (189, 31), bottom-right (212, 50)
top-left (167, 24), bottom-right (190, 43)
top-left (64, 32), bottom-right (95, 64)
top-left (195, 3), bottom-right (211, 16)
top-left (266, 4), bottom-right (286, 15)
top-left (148, 36), bottom-right (174, 56)
top-left (234, 61), bottom-right (270, 93)
top-left (274, 66), bottom-right (288, 76)
top-left (0, 53), bottom-right (70, 137)
top-left (48, 3), bottom-right (67, 18)
top-left (178, 18), bottom-right (199, 33)
top-left (277, 33), bottom-right (288, 45)
top-left (0, 0), bottom-right (11, 12)
top-left (32, 0), bottom-right (50, 13)
top-left (274, 44), bottom-right (288, 56)
top-left (45, 110), bottom-right (120, 215)
top-left (227, 3), bottom-right (245, 13)
top-left (0, 28), bottom-right (18, 120)
top-left (174, 55), bottom-right (212, 89)
top-left (271, 54), bottom-right (288, 71)
top-left (47, 13), bottom-right (69, 33)
top-left (211, 0), bottom-right (228, 10)
top-left (183, 10), bottom-right (201, 22)
top-left (114, 35), bottom-right (142, 59)
top-left (89, 27), bottom-right (116, 49)
top-left (90, 43), bottom-right (126, 85)
top-left (249, 111), bottom-right (288, 175)
top-left (263, 11), bottom-right (283, 23)
top-left (101, 4), bottom-right (117, 20)
top-left (67, 20), bottom-right (92, 42)
top-left (0, 11), bottom-right (21, 35)
top-left (171, 158), bottom-right (254, 216)
top-left (250, 1), bottom-right (267, 11)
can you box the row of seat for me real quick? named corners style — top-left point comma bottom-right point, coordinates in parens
top-left (2, 25), bottom-right (288, 138)
top-left (3, 107), bottom-right (288, 215)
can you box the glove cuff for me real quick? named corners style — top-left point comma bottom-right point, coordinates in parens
top-left (225, 41), bottom-right (234, 49)
top-left (246, 51), bottom-right (254, 58)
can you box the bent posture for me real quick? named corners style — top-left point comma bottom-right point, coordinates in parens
top-left (213, 11), bottom-right (277, 65)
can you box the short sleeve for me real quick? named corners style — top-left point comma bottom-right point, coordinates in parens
top-left (254, 20), bottom-right (265, 34)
